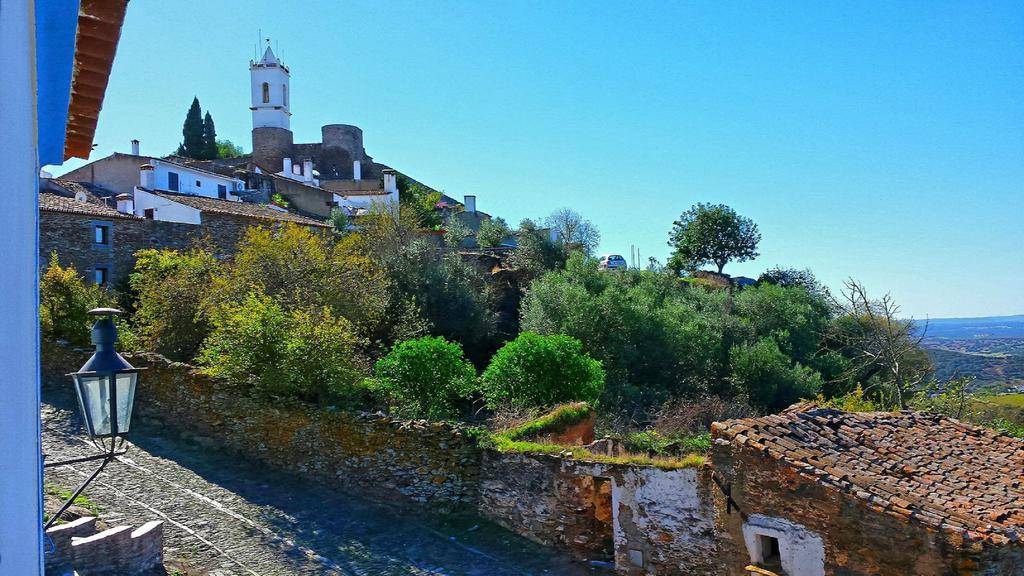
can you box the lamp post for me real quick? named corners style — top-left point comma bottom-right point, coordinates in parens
top-left (44, 308), bottom-right (142, 529)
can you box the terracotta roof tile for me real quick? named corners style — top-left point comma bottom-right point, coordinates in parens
top-left (143, 189), bottom-right (330, 228)
top-left (40, 182), bottom-right (138, 220)
top-left (715, 407), bottom-right (1024, 545)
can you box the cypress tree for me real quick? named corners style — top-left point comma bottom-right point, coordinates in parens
top-left (202, 112), bottom-right (218, 160)
top-left (179, 97), bottom-right (205, 159)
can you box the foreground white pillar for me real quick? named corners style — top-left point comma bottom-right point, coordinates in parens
top-left (0, 0), bottom-right (45, 573)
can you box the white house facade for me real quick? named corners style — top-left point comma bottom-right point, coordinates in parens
top-left (146, 158), bottom-right (243, 200)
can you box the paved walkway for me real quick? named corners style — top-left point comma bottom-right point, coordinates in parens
top-left (42, 382), bottom-right (604, 576)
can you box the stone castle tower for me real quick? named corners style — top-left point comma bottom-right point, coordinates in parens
top-left (249, 41), bottom-right (382, 185)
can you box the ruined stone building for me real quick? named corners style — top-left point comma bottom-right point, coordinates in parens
top-left (483, 406), bottom-right (1024, 575)
top-left (710, 407), bottom-right (1024, 575)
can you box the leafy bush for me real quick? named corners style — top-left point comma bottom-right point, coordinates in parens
top-left (481, 332), bottom-right (604, 409)
top-left (352, 213), bottom-right (497, 362)
top-left (729, 337), bottom-right (821, 411)
top-left (40, 252), bottom-right (104, 345)
top-left (129, 248), bottom-right (217, 361)
top-left (620, 430), bottom-right (712, 456)
top-left (199, 293), bottom-right (366, 404)
top-left (374, 336), bottom-right (477, 419)
top-left (476, 217), bottom-right (511, 248)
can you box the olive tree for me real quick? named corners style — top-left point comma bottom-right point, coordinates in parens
top-left (668, 203), bottom-right (760, 274)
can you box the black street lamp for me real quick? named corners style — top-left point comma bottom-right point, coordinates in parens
top-left (44, 308), bottom-right (142, 529)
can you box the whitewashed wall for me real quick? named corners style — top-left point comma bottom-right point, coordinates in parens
top-left (150, 160), bottom-right (241, 200)
top-left (133, 188), bottom-right (202, 225)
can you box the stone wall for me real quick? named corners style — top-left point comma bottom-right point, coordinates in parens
top-left (709, 437), bottom-right (1024, 576)
top-left (479, 452), bottom-right (720, 575)
top-left (45, 516), bottom-right (163, 575)
top-left (40, 211), bottom-right (298, 287)
top-left (44, 346), bottom-right (482, 507)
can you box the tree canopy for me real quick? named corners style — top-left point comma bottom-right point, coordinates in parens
top-left (175, 98), bottom-right (234, 160)
top-left (668, 203), bottom-right (760, 274)
top-left (176, 97), bottom-right (206, 159)
top-left (546, 208), bottom-right (601, 256)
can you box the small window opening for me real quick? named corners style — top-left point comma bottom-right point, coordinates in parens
top-left (94, 267), bottom-right (108, 287)
top-left (143, 208), bottom-right (155, 219)
top-left (94, 224), bottom-right (110, 245)
top-left (262, 82), bottom-right (270, 103)
top-left (758, 534), bottom-right (783, 572)
top-left (218, 184), bottom-right (227, 199)
top-left (195, 179), bottom-right (202, 188)
top-left (283, 84), bottom-right (288, 106)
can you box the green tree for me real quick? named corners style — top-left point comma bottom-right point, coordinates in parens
top-left (668, 203), bottom-right (760, 274)
top-left (729, 337), bottom-right (821, 411)
top-left (476, 217), bottom-right (511, 248)
top-left (215, 139), bottom-right (244, 158)
top-left (481, 332), bottom-right (605, 409)
top-left (351, 210), bottom-right (496, 362)
top-left (201, 111), bottom-right (218, 160)
top-left (129, 247), bottom-right (218, 361)
top-left (509, 218), bottom-right (566, 279)
top-left (329, 206), bottom-right (351, 239)
top-left (175, 97), bottom-right (205, 159)
top-left (374, 336), bottom-right (477, 419)
top-left (397, 175), bottom-right (443, 229)
top-left (199, 293), bottom-right (366, 404)
top-left (40, 252), bottom-right (104, 345)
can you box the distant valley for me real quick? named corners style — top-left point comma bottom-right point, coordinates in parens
top-left (916, 315), bottom-right (1024, 391)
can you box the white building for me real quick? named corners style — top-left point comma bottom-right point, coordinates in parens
top-left (250, 43), bottom-right (291, 131)
top-left (142, 158), bottom-right (244, 199)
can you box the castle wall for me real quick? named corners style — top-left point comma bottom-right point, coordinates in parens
top-left (251, 126), bottom-right (294, 173)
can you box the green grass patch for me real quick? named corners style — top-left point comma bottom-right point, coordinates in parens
top-left (487, 434), bottom-right (704, 470)
top-left (501, 402), bottom-right (593, 441)
top-left (987, 393), bottom-right (1024, 408)
top-left (44, 483), bottom-right (102, 523)
top-left (482, 403), bottom-right (705, 470)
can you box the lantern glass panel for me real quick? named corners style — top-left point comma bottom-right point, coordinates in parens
top-left (74, 374), bottom-right (111, 436)
top-left (115, 371), bottom-right (137, 434)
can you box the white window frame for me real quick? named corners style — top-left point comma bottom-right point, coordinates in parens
top-left (742, 514), bottom-right (825, 576)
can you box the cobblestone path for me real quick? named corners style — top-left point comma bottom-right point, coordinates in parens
top-left (42, 383), bottom-right (604, 576)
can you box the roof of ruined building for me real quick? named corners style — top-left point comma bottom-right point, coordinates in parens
top-left (40, 182), bottom-right (139, 220)
top-left (712, 407), bottom-right (1024, 546)
top-left (143, 189), bottom-right (330, 228)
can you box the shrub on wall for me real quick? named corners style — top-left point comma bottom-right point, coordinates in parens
top-left (374, 336), bottom-right (477, 419)
top-left (199, 293), bottom-right (367, 404)
top-left (40, 252), bottom-right (104, 346)
top-left (129, 247), bottom-right (218, 361)
top-left (481, 332), bottom-right (604, 409)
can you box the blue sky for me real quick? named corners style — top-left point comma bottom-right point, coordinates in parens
top-left (54, 1), bottom-right (1023, 318)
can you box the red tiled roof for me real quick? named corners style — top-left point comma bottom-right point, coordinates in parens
top-left (713, 407), bottom-right (1024, 545)
top-left (144, 189), bottom-right (330, 228)
top-left (39, 189), bottom-right (138, 220)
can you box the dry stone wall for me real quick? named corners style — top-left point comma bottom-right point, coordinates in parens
top-left (44, 346), bottom-right (482, 507)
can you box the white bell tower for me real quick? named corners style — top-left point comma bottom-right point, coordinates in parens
top-left (250, 40), bottom-right (291, 130)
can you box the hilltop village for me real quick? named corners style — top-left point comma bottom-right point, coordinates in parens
top-left (40, 42), bottom-right (503, 287)
top-left (36, 37), bottom-right (1024, 576)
